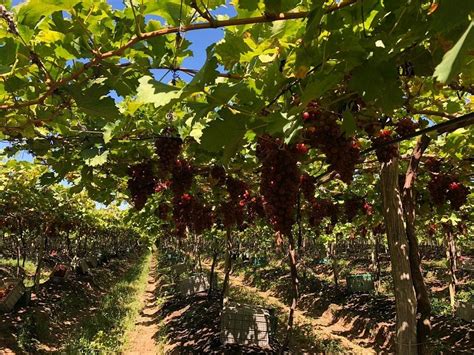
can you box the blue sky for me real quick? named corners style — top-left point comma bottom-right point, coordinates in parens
top-left (2, 0), bottom-right (237, 160)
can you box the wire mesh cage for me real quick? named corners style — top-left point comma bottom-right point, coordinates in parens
top-left (177, 272), bottom-right (209, 296)
top-left (220, 302), bottom-right (272, 348)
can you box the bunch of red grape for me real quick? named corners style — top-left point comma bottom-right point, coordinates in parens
top-left (424, 157), bottom-right (441, 172)
top-left (373, 129), bottom-right (398, 163)
top-left (344, 197), bottom-right (363, 222)
top-left (226, 177), bottom-right (248, 204)
top-left (309, 198), bottom-right (338, 226)
top-left (218, 201), bottom-right (244, 228)
top-left (191, 199), bottom-right (214, 234)
top-left (362, 201), bottom-right (374, 216)
top-left (395, 117), bottom-right (418, 137)
top-left (427, 223), bottom-right (437, 237)
top-left (257, 135), bottom-right (300, 235)
top-left (210, 165), bottom-right (226, 185)
top-left (154, 180), bottom-right (171, 193)
top-left (428, 174), bottom-right (469, 210)
top-left (154, 130), bottom-right (182, 174)
top-left (300, 173), bottom-right (316, 203)
top-left (372, 223), bottom-right (385, 235)
top-left (304, 109), bottom-right (361, 183)
top-left (172, 193), bottom-right (194, 231)
top-left (52, 264), bottom-right (68, 277)
top-left (427, 174), bottom-right (451, 205)
top-left (447, 181), bottom-right (469, 210)
top-left (301, 101), bottom-right (321, 122)
top-left (156, 203), bottom-right (170, 220)
top-left (171, 159), bottom-right (194, 195)
top-left (247, 196), bottom-right (265, 221)
top-left (127, 161), bottom-right (156, 210)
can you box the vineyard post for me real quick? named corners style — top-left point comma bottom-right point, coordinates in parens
top-left (34, 226), bottom-right (48, 290)
top-left (208, 249), bottom-right (218, 298)
top-left (330, 233), bottom-right (339, 289)
top-left (221, 227), bottom-right (232, 306)
top-left (283, 231), bottom-right (299, 349)
top-left (444, 224), bottom-right (458, 310)
top-left (380, 152), bottom-right (418, 354)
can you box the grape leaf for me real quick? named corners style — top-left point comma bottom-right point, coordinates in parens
top-left (434, 20), bottom-right (474, 84)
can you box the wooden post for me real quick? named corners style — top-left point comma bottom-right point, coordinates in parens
top-left (380, 155), bottom-right (418, 355)
top-left (283, 231), bottom-right (299, 349)
top-left (221, 228), bottom-right (233, 306)
top-left (444, 225), bottom-right (458, 310)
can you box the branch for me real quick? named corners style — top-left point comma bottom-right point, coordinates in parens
top-left (363, 111), bottom-right (474, 154)
top-left (118, 62), bottom-right (243, 79)
top-left (190, 0), bottom-right (216, 27)
top-left (449, 82), bottom-right (474, 95)
top-left (315, 111), bottom-right (474, 185)
top-left (128, 0), bottom-right (142, 37)
top-left (0, 0), bottom-right (357, 111)
top-left (408, 108), bottom-right (455, 119)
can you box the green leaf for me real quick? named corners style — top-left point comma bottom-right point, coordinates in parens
top-left (39, 172), bottom-right (57, 185)
top-left (342, 111), bottom-right (357, 136)
top-left (16, 0), bottom-right (81, 26)
top-left (0, 38), bottom-right (18, 74)
top-left (433, 20), bottom-right (474, 84)
top-left (103, 121), bottom-right (119, 144)
top-left (136, 76), bottom-right (182, 108)
top-left (200, 109), bottom-right (248, 161)
top-left (349, 59), bottom-right (403, 113)
top-left (69, 83), bottom-right (120, 119)
top-left (301, 71), bottom-right (344, 105)
top-left (144, 0), bottom-right (187, 25)
top-left (184, 49), bottom-right (219, 93)
top-left (85, 150), bottom-right (109, 167)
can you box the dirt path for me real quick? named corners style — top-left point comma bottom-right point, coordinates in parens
top-left (211, 265), bottom-right (375, 354)
top-left (124, 256), bottom-right (160, 354)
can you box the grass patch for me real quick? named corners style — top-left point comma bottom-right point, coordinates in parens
top-left (0, 258), bottom-right (51, 286)
top-left (65, 251), bottom-right (152, 352)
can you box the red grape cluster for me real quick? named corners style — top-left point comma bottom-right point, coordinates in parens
top-left (424, 157), bottom-right (441, 172)
top-left (210, 165), bottom-right (226, 185)
top-left (226, 177), bottom-right (248, 204)
top-left (52, 264), bottom-right (68, 277)
top-left (428, 174), bottom-right (469, 210)
top-left (427, 174), bottom-right (451, 205)
top-left (171, 159), bottom-right (194, 195)
top-left (395, 117), bottom-right (418, 137)
top-left (127, 161), bottom-right (156, 210)
top-left (447, 181), bottom-right (469, 210)
top-left (373, 129), bottom-right (398, 163)
top-left (218, 201), bottom-right (244, 228)
top-left (172, 193), bottom-right (194, 232)
top-left (154, 130), bottom-right (182, 174)
top-left (304, 109), bottom-right (361, 183)
top-left (154, 180), bottom-right (171, 193)
top-left (344, 197), bottom-right (363, 222)
top-left (257, 135), bottom-right (300, 235)
top-left (309, 198), bottom-right (338, 226)
top-left (300, 173), bottom-right (316, 203)
top-left (362, 201), bottom-right (374, 216)
top-left (427, 223), bottom-right (437, 237)
top-left (156, 203), bottom-right (170, 220)
top-left (372, 223), bottom-right (385, 235)
top-left (247, 196), bottom-right (265, 221)
top-left (190, 199), bottom-right (214, 234)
